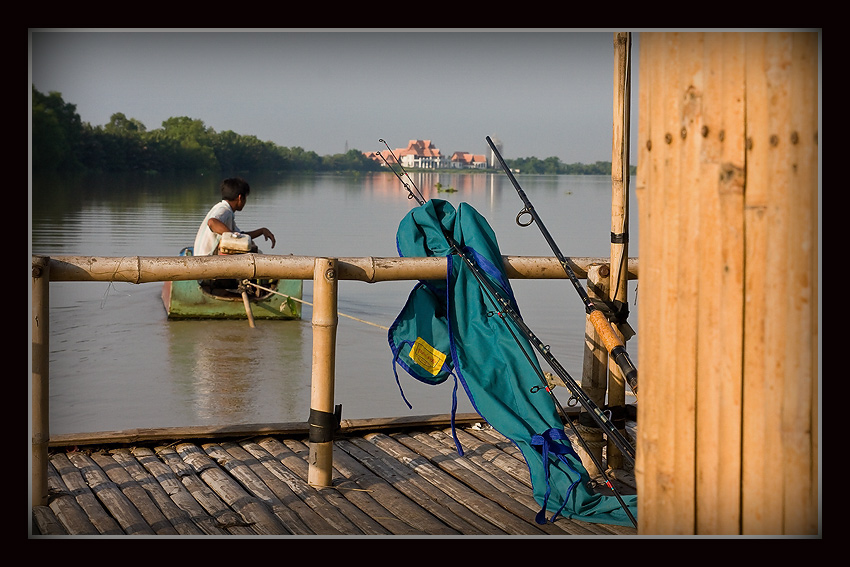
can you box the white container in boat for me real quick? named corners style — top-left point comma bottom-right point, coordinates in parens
top-left (218, 231), bottom-right (255, 254)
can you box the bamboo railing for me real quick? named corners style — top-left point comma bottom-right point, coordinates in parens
top-left (31, 253), bottom-right (638, 509)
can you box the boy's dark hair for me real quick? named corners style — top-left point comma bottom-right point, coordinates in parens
top-left (220, 177), bottom-right (251, 201)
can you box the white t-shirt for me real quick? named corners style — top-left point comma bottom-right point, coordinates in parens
top-left (193, 200), bottom-right (241, 256)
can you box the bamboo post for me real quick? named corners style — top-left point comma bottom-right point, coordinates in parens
top-left (240, 290), bottom-right (256, 328)
top-left (32, 256), bottom-right (50, 506)
top-left (608, 31), bottom-right (633, 471)
top-left (307, 258), bottom-right (339, 488)
top-left (577, 264), bottom-right (610, 476)
top-left (741, 32), bottom-right (819, 535)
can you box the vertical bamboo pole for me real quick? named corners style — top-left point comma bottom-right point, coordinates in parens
top-left (694, 32), bottom-right (746, 535)
top-left (742, 33), bottom-right (784, 534)
top-left (608, 31), bottom-right (632, 471)
top-left (308, 258), bottom-right (338, 488)
top-left (742, 32), bottom-right (819, 535)
top-left (634, 31), bottom-right (660, 533)
top-left (32, 256), bottom-right (50, 506)
top-left (636, 31), bottom-right (693, 535)
top-left (240, 290), bottom-right (256, 328)
top-left (578, 264), bottom-right (611, 476)
top-left (778, 31), bottom-right (818, 535)
top-left (788, 31), bottom-right (819, 537)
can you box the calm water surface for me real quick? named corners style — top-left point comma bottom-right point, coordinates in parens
top-left (31, 170), bottom-right (638, 435)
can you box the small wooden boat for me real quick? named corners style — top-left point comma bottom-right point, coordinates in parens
top-left (161, 236), bottom-right (302, 321)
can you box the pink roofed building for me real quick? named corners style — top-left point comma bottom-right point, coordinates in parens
top-left (449, 151), bottom-right (487, 169)
top-left (365, 139), bottom-right (487, 169)
top-left (394, 140), bottom-right (447, 169)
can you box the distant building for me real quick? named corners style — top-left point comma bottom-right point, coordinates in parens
top-left (395, 140), bottom-right (446, 169)
top-left (363, 150), bottom-right (393, 166)
top-left (366, 139), bottom-right (488, 169)
top-left (450, 151), bottom-right (487, 169)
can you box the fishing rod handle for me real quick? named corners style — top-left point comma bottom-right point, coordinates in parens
top-left (589, 309), bottom-right (627, 353)
top-left (611, 346), bottom-right (639, 396)
top-left (589, 310), bottom-right (638, 394)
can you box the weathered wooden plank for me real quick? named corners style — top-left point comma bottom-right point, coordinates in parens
top-left (416, 430), bottom-right (542, 511)
top-left (133, 447), bottom-right (229, 535)
top-left (32, 505), bottom-right (67, 535)
top-left (340, 437), bottom-right (505, 535)
top-left (230, 441), bottom-right (349, 535)
top-left (255, 438), bottom-right (376, 534)
top-left (37, 425), bottom-right (644, 536)
top-left (255, 436), bottom-right (367, 535)
top-left (204, 443), bottom-right (315, 535)
top-left (432, 428), bottom-right (531, 493)
top-left (450, 427), bottom-right (532, 487)
top-left (176, 443), bottom-right (290, 535)
top-left (332, 437), bottom-right (471, 536)
top-left (109, 448), bottom-right (204, 535)
top-left (454, 428), bottom-right (636, 535)
top-left (401, 431), bottom-right (592, 536)
top-left (89, 451), bottom-right (178, 535)
top-left (156, 445), bottom-right (256, 535)
top-left (364, 432), bottom-right (547, 536)
top-left (66, 452), bottom-right (154, 535)
top-left (45, 459), bottom-right (99, 535)
top-left (328, 442), bottom-right (435, 535)
top-left (49, 453), bottom-right (123, 535)
top-left (284, 437), bottom-right (440, 535)
top-left (240, 439), bottom-right (387, 535)
top-left (465, 425), bottom-right (526, 462)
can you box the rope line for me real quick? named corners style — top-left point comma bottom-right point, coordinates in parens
top-left (243, 280), bottom-right (389, 331)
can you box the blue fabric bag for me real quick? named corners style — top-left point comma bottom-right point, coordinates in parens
top-left (388, 199), bottom-right (637, 526)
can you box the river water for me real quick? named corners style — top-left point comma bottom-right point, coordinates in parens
top-left (30, 170), bottom-right (638, 436)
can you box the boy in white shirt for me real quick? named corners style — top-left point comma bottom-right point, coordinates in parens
top-left (193, 177), bottom-right (276, 256)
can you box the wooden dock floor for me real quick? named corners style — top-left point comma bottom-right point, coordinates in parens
top-left (32, 420), bottom-right (637, 537)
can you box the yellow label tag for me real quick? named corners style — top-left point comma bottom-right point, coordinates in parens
top-left (409, 337), bottom-right (447, 376)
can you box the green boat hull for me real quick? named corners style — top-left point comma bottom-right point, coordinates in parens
top-left (162, 277), bottom-right (302, 320)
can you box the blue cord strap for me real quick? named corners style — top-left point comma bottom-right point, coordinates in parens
top-left (390, 342), bottom-right (415, 409)
top-left (531, 427), bottom-right (581, 524)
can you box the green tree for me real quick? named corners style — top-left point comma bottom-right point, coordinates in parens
top-left (320, 149), bottom-right (382, 172)
top-left (156, 116), bottom-right (219, 172)
top-left (282, 146), bottom-right (321, 171)
top-left (31, 86), bottom-right (83, 171)
top-left (105, 112), bottom-right (146, 135)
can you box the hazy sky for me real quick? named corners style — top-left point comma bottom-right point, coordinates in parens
top-left (29, 29), bottom-right (639, 163)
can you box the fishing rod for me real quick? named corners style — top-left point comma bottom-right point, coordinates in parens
top-left (379, 140), bottom-right (636, 526)
top-left (377, 139), bottom-right (427, 205)
top-left (485, 135), bottom-right (639, 398)
top-left (379, 139), bottom-right (636, 467)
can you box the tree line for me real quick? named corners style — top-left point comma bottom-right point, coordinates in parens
top-left (32, 86), bottom-right (628, 176)
top-left (31, 86), bottom-right (383, 175)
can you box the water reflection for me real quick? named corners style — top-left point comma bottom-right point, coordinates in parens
top-left (166, 318), bottom-right (312, 425)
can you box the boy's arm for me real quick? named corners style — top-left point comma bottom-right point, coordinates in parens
top-left (208, 218), bottom-right (276, 249)
top-left (206, 218), bottom-right (227, 234)
top-left (244, 227), bottom-right (276, 249)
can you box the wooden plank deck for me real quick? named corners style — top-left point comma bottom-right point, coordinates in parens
top-left (31, 416), bottom-right (638, 537)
